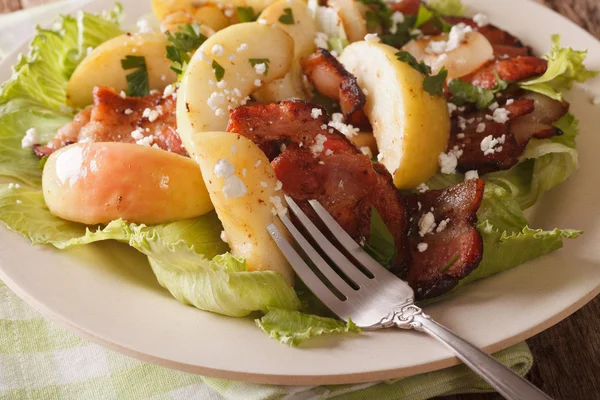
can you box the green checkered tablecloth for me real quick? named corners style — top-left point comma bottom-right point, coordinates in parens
top-left (0, 2), bottom-right (534, 399)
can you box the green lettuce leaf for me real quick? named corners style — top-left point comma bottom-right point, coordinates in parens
top-left (426, 0), bottom-right (466, 16)
top-left (255, 308), bottom-right (359, 346)
top-left (519, 35), bottom-right (598, 101)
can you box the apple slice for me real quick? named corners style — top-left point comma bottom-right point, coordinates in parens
top-left (339, 41), bottom-right (450, 189)
top-left (42, 143), bottom-right (213, 225)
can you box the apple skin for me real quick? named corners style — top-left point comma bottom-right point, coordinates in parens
top-left (42, 143), bottom-right (213, 225)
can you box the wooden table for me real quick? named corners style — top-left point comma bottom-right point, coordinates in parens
top-left (0, 0), bottom-right (598, 399)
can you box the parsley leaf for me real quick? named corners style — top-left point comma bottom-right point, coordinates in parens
top-left (439, 253), bottom-right (460, 273)
top-left (165, 23), bottom-right (207, 76)
top-left (395, 51), bottom-right (447, 96)
top-left (448, 72), bottom-right (509, 109)
top-left (357, 0), bottom-right (392, 30)
top-left (120, 55), bottom-right (149, 97)
top-left (249, 58), bottom-right (270, 75)
top-left (212, 60), bottom-right (225, 81)
top-left (364, 206), bottom-right (396, 267)
top-left (236, 6), bottom-right (257, 22)
top-left (380, 14), bottom-right (417, 48)
top-left (278, 8), bottom-right (295, 24)
top-left (414, 4), bottom-right (434, 28)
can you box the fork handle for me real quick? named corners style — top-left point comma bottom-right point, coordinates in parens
top-left (412, 314), bottom-right (552, 400)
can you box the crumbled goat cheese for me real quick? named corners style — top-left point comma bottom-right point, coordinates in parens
top-left (314, 32), bottom-right (328, 49)
top-left (456, 133), bottom-right (465, 139)
top-left (458, 116), bottom-right (467, 131)
top-left (438, 151), bottom-right (458, 174)
top-left (362, 88), bottom-right (369, 96)
top-left (136, 18), bottom-right (154, 33)
top-left (472, 13), bottom-right (489, 28)
top-left (417, 183), bottom-right (429, 193)
top-left (274, 180), bottom-right (283, 191)
top-left (505, 99), bottom-right (514, 105)
top-left (476, 122), bottom-right (486, 133)
top-left (488, 102), bottom-right (499, 111)
top-left (417, 242), bottom-right (428, 252)
top-left (269, 196), bottom-right (288, 216)
top-left (254, 160), bottom-right (262, 168)
top-left (377, 152), bottom-right (384, 162)
top-left (237, 43), bottom-right (248, 52)
top-left (211, 44), bottom-right (225, 57)
top-left (310, 134), bottom-right (328, 156)
top-left (492, 108), bottom-right (510, 123)
top-left (257, 18), bottom-right (267, 24)
top-left (220, 230), bottom-right (228, 243)
top-left (142, 108), bottom-right (159, 122)
top-left (260, 181), bottom-right (268, 188)
top-left (311, 108), bottom-right (323, 119)
top-left (124, 108), bottom-right (133, 115)
top-left (254, 79), bottom-right (262, 87)
top-left (328, 113), bottom-right (359, 138)
top-left (426, 23), bottom-right (473, 54)
top-left (224, 8), bottom-right (234, 17)
top-left (217, 80), bottom-right (227, 89)
top-left (119, 90), bottom-right (127, 99)
top-left (214, 159), bottom-right (247, 199)
top-left (436, 218), bottom-right (450, 233)
top-left (364, 33), bottom-right (380, 43)
top-left (465, 170), bottom-right (479, 181)
top-left (480, 134), bottom-right (505, 155)
top-left (360, 146), bottom-right (373, 158)
top-left (231, 145), bottom-right (237, 154)
top-left (131, 129), bottom-right (144, 141)
top-left (21, 128), bottom-right (38, 148)
top-left (389, 12), bottom-right (405, 34)
top-left (136, 135), bottom-right (154, 147)
top-left (418, 212), bottom-right (436, 237)
top-left (207, 92), bottom-right (226, 110)
top-left (325, 149), bottom-right (334, 156)
top-left (242, 168), bottom-right (247, 177)
top-left (447, 102), bottom-right (457, 114)
top-left (254, 63), bottom-right (267, 75)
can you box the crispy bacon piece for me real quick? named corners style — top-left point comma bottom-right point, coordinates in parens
top-left (405, 179), bottom-right (484, 299)
top-left (448, 92), bottom-right (569, 173)
top-left (34, 86), bottom-right (185, 158)
top-left (460, 57), bottom-right (548, 89)
top-left (227, 100), bottom-right (410, 275)
top-left (390, 0), bottom-right (420, 15)
top-left (300, 49), bottom-right (370, 129)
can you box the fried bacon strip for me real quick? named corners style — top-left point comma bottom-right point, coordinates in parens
top-left (34, 86), bottom-right (185, 158)
top-left (228, 101), bottom-right (485, 297)
top-left (405, 179), bottom-right (484, 299)
top-left (460, 57), bottom-right (548, 89)
top-left (228, 100), bottom-right (410, 275)
top-left (300, 49), bottom-right (370, 129)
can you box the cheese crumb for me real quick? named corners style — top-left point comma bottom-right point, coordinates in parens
top-left (465, 170), bottom-right (479, 181)
top-left (325, 149), bottom-right (334, 156)
top-left (224, 8), bottom-right (234, 17)
top-left (418, 212), bottom-right (436, 237)
top-left (473, 13), bottom-right (489, 28)
top-left (438, 152), bottom-right (458, 174)
top-left (426, 23), bottom-right (473, 54)
top-left (328, 113), bottom-right (359, 138)
top-left (436, 218), bottom-right (450, 233)
top-left (254, 63), bottom-right (267, 75)
top-left (417, 183), bottom-right (429, 193)
top-left (417, 242), bottom-right (428, 252)
top-left (311, 108), bottom-right (323, 119)
top-left (480, 134), bottom-right (505, 155)
top-left (142, 108), bottom-right (159, 122)
top-left (488, 102), bottom-right (499, 111)
top-left (237, 43), bottom-right (248, 52)
top-left (159, 175), bottom-right (169, 189)
top-left (211, 44), bottom-right (225, 57)
top-left (119, 90), bottom-right (127, 99)
top-left (457, 133), bottom-right (465, 139)
top-left (254, 160), bottom-right (262, 168)
top-left (389, 12), bottom-right (405, 34)
top-left (360, 146), bottom-right (373, 159)
top-left (269, 195), bottom-right (288, 216)
top-left (310, 134), bottom-right (328, 156)
top-left (21, 128), bottom-right (39, 148)
top-left (124, 108), bottom-right (133, 115)
top-left (476, 122), bottom-right (486, 133)
top-left (217, 80), bottom-right (228, 89)
top-left (260, 181), bottom-right (268, 188)
top-left (274, 180), bottom-right (283, 191)
top-left (364, 33), bottom-right (380, 43)
top-left (492, 108), bottom-right (510, 124)
top-left (207, 92), bottom-right (226, 110)
top-left (505, 99), bottom-right (515, 105)
top-left (254, 79), bottom-right (262, 87)
top-left (220, 230), bottom-right (228, 243)
top-left (314, 32), bottom-right (328, 49)
top-left (447, 103), bottom-right (457, 114)
top-left (214, 159), bottom-right (247, 199)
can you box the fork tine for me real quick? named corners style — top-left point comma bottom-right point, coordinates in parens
top-left (266, 223), bottom-right (349, 317)
top-left (285, 196), bottom-right (372, 287)
top-left (277, 214), bottom-right (356, 297)
top-left (308, 199), bottom-right (400, 280)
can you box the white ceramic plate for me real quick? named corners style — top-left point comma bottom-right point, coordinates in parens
top-left (0, 0), bottom-right (599, 386)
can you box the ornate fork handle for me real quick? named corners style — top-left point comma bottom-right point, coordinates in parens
top-left (385, 305), bottom-right (552, 400)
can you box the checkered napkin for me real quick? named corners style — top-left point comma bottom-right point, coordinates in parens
top-left (0, 2), bottom-right (533, 399)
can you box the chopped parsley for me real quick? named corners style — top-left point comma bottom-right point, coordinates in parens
top-left (395, 51), bottom-right (448, 96)
top-left (439, 253), bottom-right (459, 273)
top-left (165, 23), bottom-right (207, 76)
top-left (380, 14), bottom-right (418, 47)
top-left (212, 60), bottom-right (225, 81)
top-left (380, 4), bottom-right (451, 47)
top-left (448, 72), bottom-right (509, 109)
top-left (249, 58), bottom-right (270, 75)
top-left (364, 206), bottom-right (396, 268)
top-left (358, 0), bottom-right (392, 30)
top-left (120, 55), bottom-right (149, 97)
top-left (278, 8), bottom-right (295, 24)
top-left (236, 6), bottom-right (257, 22)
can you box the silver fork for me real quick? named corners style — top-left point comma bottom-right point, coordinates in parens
top-left (266, 196), bottom-right (551, 400)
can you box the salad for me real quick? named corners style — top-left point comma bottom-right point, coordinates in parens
top-left (0, 0), bottom-right (596, 345)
